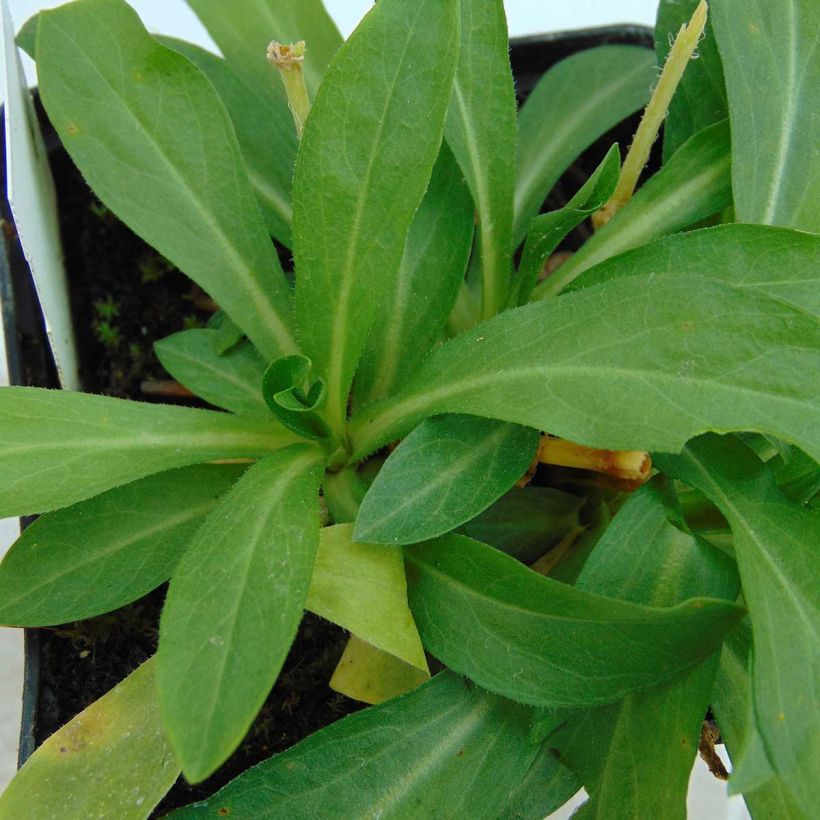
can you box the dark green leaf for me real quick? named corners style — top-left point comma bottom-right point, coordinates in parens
top-left (157, 445), bottom-right (325, 782)
top-left (503, 745), bottom-right (580, 820)
top-left (262, 355), bottom-right (330, 441)
top-left (656, 434), bottom-right (820, 814)
top-left (158, 37), bottom-right (296, 244)
top-left (166, 672), bottom-right (569, 820)
top-left (36, 0), bottom-right (296, 360)
top-left (349, 274), bottom-right (820, 465)
top-left (292, 0), bottom-right (458, 437)
top-left (354, 415), bottom-right (539, 545)
top-left (459, 486), bottom-right (583, 563)
top-left (354, 145), bottom-right (474, 406)
top-left (513, 145), bottom-right (619, 306)
top-left (0, 465), bottom-right (245, 626)
top-left (514, 45), bottom-right (654, 245)
top-left (775, 446), bottom-right (820, 505)
top-left (405, 534), bottom-right (743, 708)
top-left (533, 119), bottom-right (732, 298)
top-left (155, 330), bottom-right (269, 417)
top-left (655, 0), bottom-right (727, 159)
top-left (0, 387), bottom-right (296, 517)
top-left (445, 0), bottom-right (517, 317)
top-left (711, 0), bottom-right (820, 231)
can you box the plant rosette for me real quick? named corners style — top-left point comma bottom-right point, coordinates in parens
top-left (0, 0), bottom-right (818, 818)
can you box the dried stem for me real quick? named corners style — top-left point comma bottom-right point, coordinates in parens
top-left (537, 436), bottom-right (651, 482)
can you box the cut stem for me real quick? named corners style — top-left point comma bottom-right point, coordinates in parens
top-left (267, 40), bottom-right (311, 139)
top-left (593, 0), bottom-right (708, 228)
top-left (537, 436), bottom-right (651, 482)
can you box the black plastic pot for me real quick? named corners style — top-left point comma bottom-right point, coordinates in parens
top-left (1, 23), bottom-right (654, 808)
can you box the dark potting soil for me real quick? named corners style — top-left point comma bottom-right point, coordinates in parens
top-left (5, 27), bottom-right (658, 815)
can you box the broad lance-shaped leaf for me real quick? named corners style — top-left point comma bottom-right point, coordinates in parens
top-left (512, 144), bottom-right (619, 306)
top-left (0, 464), bottom-right (246, 626)
top-left (0, 387), bottom-right (296, 517)
top-left (159, 37), bottom-right (296, 245)
top-left (445, 0), bottom-right (517, 317)
top-left (547, 480), bottom-right (739, 818)
top-left (185, 0), bottom-right (341, 98)
top-left (514, 45), bottom-right (654, 245)
top-left (349, 273), bottom-right (820, 465)
top-left (293, 0), bottom-right (458, 437)
top-left (712, 0), bottom-right (820, 232)
top-left (0, 659), bottom-right (178, 820)
top-left (166, 672), bottom-right (578, 820)
top-left (655, 434), bottom-right (820, 814)
top-left (354, 415), bottom-right (539, 545)
top-left (155, 329), bottom-right (270, 417)
top-left (405, 533), bottom-right (742, 708)
top-left (354, 145), bottom-right (474, 407)
top-left (307, 524), bottom-right (427, 672)
top-left (36, 0), bottom-right (296, 361)
top-left (533, 118), bottom-right (732, 298)
top-left (158, 445), bottom-right (325, 783)
top-left (655, 0), bottom-right (727, 160)
top-left (568, 223), bottom-right (820, 317)
top-left (711, 623), bottom-right (804, 818)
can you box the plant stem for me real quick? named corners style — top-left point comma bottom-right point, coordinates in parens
top-left (537, 436), bottom-right (651, 482)
top-left (593, 0), bottom-right (708, 228)
top-left (267, 41), bottom-right (311, 139)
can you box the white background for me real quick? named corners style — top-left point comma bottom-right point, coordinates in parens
top-left (1, 2), bottom-right (747, 817)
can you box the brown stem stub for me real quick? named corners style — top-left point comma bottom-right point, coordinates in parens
top-left (537, 436), bottom-right (652, 483)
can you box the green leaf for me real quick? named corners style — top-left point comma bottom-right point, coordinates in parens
top-left (307, 524), bottom-right (427, 671)
top-left (711, 623), bottom-right (805, 818)
top-left (155, 329), bottom-right (269, 417)
top-left (567, 223), bottom-right (820, 317)
top-left (166, 672), bottom-right (572, 820)
top-left (775, 446), bottom-right (820, 505)
top-left (0, 658), bottom-right (178, 820)
top-left (354, 415), bottom-right (539, 545)
top-left (655, 0), bottom-right (727, 160)
top-left (36, 0), bottom-right (297, 361)
top-left (711, 0), bottom-right (820, 231)
top-left (292, 0), bottom-right (459, 437)
top-left (354, 145), bottom-right (474, 407)
top-left (349, 273), bottom-right (820, 465)
top-left (158, 37), bottom-right (296, 244)
top-left (655, 435), bottom-right (820, 814)
top-left (445, 0), bottom-right (517, 317)
top-left (514, 45), bottom-right (655, 245)
top-left (405, 533), bottom-right (743, 708)
top-left (504, 745), bottom-right (581, 820)
top-left (0, 464), bottom-right (245, 626)
top-left (0, 387), bottom-right (296, 517)
top-left (512, 145), bottom-right (620, 306)
top-left (459, 486), bottom-right (583, 563)
top-left (262, 355), bottom-right (330, 441)
top-left (185, 0), bottom-right (341, 98)
top-left (533, 118), bottom-right (732, 298)
top-left (156, 445), bottom-right (325, 782)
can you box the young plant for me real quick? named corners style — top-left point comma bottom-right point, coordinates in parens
top-left (0, 0), bottom-right (817, 816)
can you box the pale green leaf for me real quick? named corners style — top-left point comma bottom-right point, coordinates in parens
top-left (405, 533), bottom-right (743, 708)
top-left (349, 274), bottom-right (820, 465)
top-left (292, 0), bottom-right (458, 436)
top-left (655, 0), bottom-right (727, 159)
top-left (0, 387), bottom-right (296, 517)
top-left (157, 445), bottom-right (325, 782)
top-left (0, 658), bottom-right (178, 820)
top-left (515, 45), bottom-right (655, 244)
top-left (445, 0), bottom-right (517, 317)
top-left (158, 37), bottom-right (296, 244)
top-left (36, 0), bottom-right (296, 360)
top-left (307, 524), bottom-right (427, 671)
top-left (166, 672), bottom-right (572, 820)
top-left (355, 415), bottom-right (539, 545)
top-left (712, 0), bottom-right (820, 231)
top-left (656, 434), bottom-right (820, 814)
top-left (155, 329), bottom-right (269, 417)
top-left (0, 464), bottom-right (245, 626)
top-left (354, 145), bottom-right (474, 407)
top-left (534, 118), bottom-right (732, 298)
